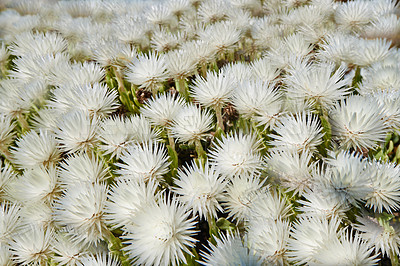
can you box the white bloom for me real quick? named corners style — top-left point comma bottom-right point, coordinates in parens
top-left (9, 225), bottom-right (53, 266)
top-left (180, 40), bottom-right (216, 66)
top-left (199, 21), bottom-right (241, 54)
top-left (365, 160), bottom-right (400, 213)
top-left (354, 38), bottom-right (392, 67)
top-left (98, 115), bottom-right (160, 159)
top-left (329, 95), bottom-right (388, 150)
top-left (208, 131), bottom-right (263, 177)
top-left (141, 93), bottom-right (185, 127)
top-left (0, 115), bottom-right (16, 152)
top-left (166, 49), bottom-right (197, 80)
top-left (6, 165), bottom-right (58, 204)
top-left (51, 232), bottom-right (88, 266)
top-left (200, 232), bottom-right (262, 266)
top-left (0, 202), bottom-right (21, 243)
top-left (265, 149), bottom-right (315, 195)
top-left (190, 70), bottom-right (234, 108)
top-left (0, 162), bottom-right (15, 196)
top-left (355, 214), bottom-right (400, 257)
top-left (222, 173), bottom-right (266, 223)
top-left (91, 39), bottom-right (136, 67)
top-left (55, 111), bottom-right (99, 153)
top-left (232, 79), bottom-right (283, 122)
top-left (59, 152), bottom-right (110, 187)
top-left (250, 57), bottom-right (281, 83)
top-left (146, 3), bottom-right (173, 26)
top-left (169, 104), bottom-right (214, 144)
top-left (248, 189), bottom-right (293, 222)
top-left (125, 52), bottom-right (169, 92)
top-left (317, 151), bottom-right (373, 206)
top-left (105, 179), bottom-right (158, 229)
top-left (360, 63), bottom-right (400, 93)
top-left (31, 108), bottom-right (61, 133)
top-left (221, 62), bottom-right (253, 84)
top-left (335, 1), bottom-right (375, 32)
top-left (122, 194), bottom-right (198, 266)
top-left (19, 202), bottom-right (53, 230)
top-left (9, 31), bottom-right (67, 57)
top-left (313, 229), bottom-right (379, 265)
top-left (11, 129), bottom-right (61, 170)
top-left (284, 62), bottom-right (352, 108)
top-left (173, 160), bottom-right (226, 220)
top-left (269, 112), bottom-right (324, 154)
top-left (113, 15), bottom-right (150, 47)
top-left (198, 0), bottom-right (230, 23)
top-left (247, 219), bottom-right (290, 264)
top-left (0, 245), bottom-right (12, 266)
top-left (77, 253), bottom-right (120, 266)
top-left (51, 61), bottom-right (105, 87)
top-left (50, 83), bottom-right (119, 117)
top-left (9, 53), bottom-right (70, 85)
top-left (317, 33), bottom-right (358, 65)
top-left (297, 188), bottom-right (350, 219)
top-left (151, 29), bottom-right (183, 53)
top-left (116, 141), bottom-right (170, 183)
top-left (287, 215), bottom-right (342, 264)
top-left (54, 182), bottom-right (108, 245)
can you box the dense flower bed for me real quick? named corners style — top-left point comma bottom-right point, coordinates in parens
top-left (0, 0), bottom-right (400, 265)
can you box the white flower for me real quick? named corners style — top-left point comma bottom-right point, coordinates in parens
top-left (125, 51), bottom-right (169, 92)
top-left (9, 225), bottom-right (53, 266)
top-left (54, 182), bottom-right (108, 245)
top-left (250, 57), bottom-right (281, 83)
top-left (200, 232), bottom-right (262, 266)
top-left (141, 93), bottom-right (185, 127)
top-left (173, 160), bottom-right (226, 220)
top-left (51, 232), bottom-right (88, 266)
top-left (6, 165), bottom-right (58, 204)
top-left (317, 151), bottom-right (373, 206)
top-left (365, 160), bottom-right (400, 213)
top-left (313, 229), bottom-right (379, 265)
top-left (91, 39), bottom-right (136, 67)
top-left (0, 202), bottom-right (21, 243)
top-left (355, 214), bottom-right (400, 257)
top-left (151, 29), bottom-right (183, 52)
top-left (317, 33), bottom-right (358, 65)
top-left (221, 62), bottom-right (253, 84)
top-left (297, 188), bottom-right (350, 219)
top-left (284, 62), bottom-right (352, 108)
top-left (105, 179), bottom-right (158, 229)
top-left (169, 104), bottom-right (214, 144)
top-left (265, 149), bottom-right (315, 195)
top-left (146, 3), bottom-right (173, 27)
top-left (198, 0), bottom-right (230, 23)
top-left (59, 152), bottom-right (110, 187)
top-left (31, 108), bottom-right (61, 133)
top-left (208, 131), bottom-right (263, 177)
top-left (222, 173), bottom-right (266, 223)
top-left (55, 111), bottom-right (99, 153)
top-left (98, 115), bottom-right (160, 159)
top-left (122, 193), bottom-right (198, 266)
top-left (247, 219), bottom-right (290, 264)
top-left (0, 162), bottom-right (15, 195)
top-left (0, 245), bottom-right (12, 266)
top-left (11, 129), bottom-right (61, 169)
top-left (19, 202), bottom-right (53, 230)
top-left (329, 95), bottom-right (388, 150)
top-left (77, 253), bottom-right (120, 266)
top-left (287, 215), bottom-right (342, 264)
top-left (166, 49), bottom-right (197, 80)
top-left (0, 115), bottom-right (16, 152)
top-left (115, 141), bottom-right (170, 183)
top-left (50, 83), bottom-right (119, 117)
top-left (269, 112), bottom-right (324, 154)
top-left (354, 38), bottom-right (392, 67)
top-left (199, 21), bottom-right (241, 54)
top-left (51, 61), bottom-right (105, 88)
top-left (248, 189), bottom-right (293, 222)
top-left (180, 40), bottom-right (217, 66)
top-left (335, 1), bottom-right (374, 32)
top-left (190, 70), bottom-right (234, 108)
top-left (113, 15), bottom-right (150, 47)
top-left (232, 79), bottom-right (283, 121)
top-left (9, 31), bottom-right (67, 57)
top-left (359, 63), bottom-right (400, 93)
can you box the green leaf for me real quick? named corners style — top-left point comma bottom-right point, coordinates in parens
top-left (216, 218), bottom-right (236, 231)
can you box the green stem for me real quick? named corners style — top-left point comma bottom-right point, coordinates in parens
top-left (215, 105), bottom-right (224, 132)
top-left (104, 229), bottom-right (130, 266)
top-left (17, 113), bottom-right (30, 132)
top-left (195, 139), bottom-right (206, 163)
top-left (112, 66), bottom-right (126, 93)
top-left (167, 128), bottom-right (176, 151)
top-left (391, 250), bottom-right (399, 266)
top-left (175, 78), bottom-right (189, 101)
top-left (251, 120), bottom-right (268, 153)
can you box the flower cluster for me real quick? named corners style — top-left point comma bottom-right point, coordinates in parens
top-left (0, 0), bottom-right (400, 265)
